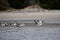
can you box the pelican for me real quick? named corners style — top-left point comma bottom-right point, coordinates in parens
top-left (20, 23), bottom-right (25, 27)
top-left (34, 20), bottom-right (43, 26)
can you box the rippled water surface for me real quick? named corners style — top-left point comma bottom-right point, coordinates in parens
top-left (0, 25), bottom-right (60, 40)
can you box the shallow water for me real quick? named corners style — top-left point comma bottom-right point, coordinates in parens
top-left (0, 25), bottom-right (60, 40)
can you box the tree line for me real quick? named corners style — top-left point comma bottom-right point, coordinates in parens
top-left (0, 0), bottom-right (60, 10)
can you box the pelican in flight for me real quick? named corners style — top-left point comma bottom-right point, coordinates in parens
top-left (34, 20), bottom-right (43, 26)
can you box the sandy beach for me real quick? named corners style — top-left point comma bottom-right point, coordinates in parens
top-left (0, 11), bottom-right (60, 20)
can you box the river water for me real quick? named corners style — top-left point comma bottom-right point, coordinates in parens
top-left (0, 24), bottom-right (60, 40)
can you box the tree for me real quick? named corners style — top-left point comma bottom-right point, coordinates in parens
top-left (8, 0), bottom-right (30, 9)
top-left (38, 0), bottom-right (60, 10)
top-left (8, 0), bottom-right (39, 9)
top-left (0, 0), bottom-right (9, 10)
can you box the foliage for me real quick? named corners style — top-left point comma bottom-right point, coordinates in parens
top-left (8, 0), bottom-right (30, 9)
top-left (38, 0), bottom-right (60, 10)
top-left (0, 0), bottom-right (60, 10)
top-left (0, 0), bottom-right (9, 10)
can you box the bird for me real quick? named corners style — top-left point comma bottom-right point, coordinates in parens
top-left (34, 20), bottom-right (43, 26)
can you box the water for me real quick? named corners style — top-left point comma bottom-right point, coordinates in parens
top-left (0, 24), bottom-right (60, 40)
top-left (0, 19), bottom-right (60, 40)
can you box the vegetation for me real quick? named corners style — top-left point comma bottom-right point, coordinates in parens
top-left (0, 0), bottom-right (60, 10)
top-left (0, 0), bottom-right (9, 10)
top-left (39, 0), bottom-right (60, 10)
top-left (8, 0), bottom-right (30, 9)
